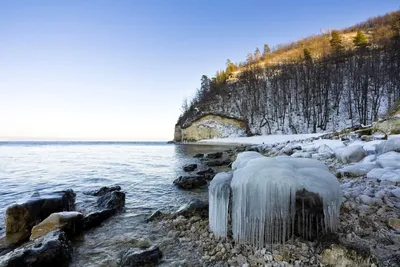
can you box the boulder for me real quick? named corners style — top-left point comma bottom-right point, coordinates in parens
top-left (318, 144), bottom-right (335, 159)
top-left (146, 210), bottom-right (164, 222)
top-left (337, 163), bottom-right (378, 178)
top-left (5, 190), bottom-right (76, 236)
top-left (173, 176), bottom-right (207, 190)
top-left (182, 164), bottom-right (197, 172)
top-left (193, 153), bottom-right (204, 158)
top-left (388, 218), bottom-right (400, 232)
top-left (376, 151), bottom-right (400, 168)
top-left (84, 186), bottom-right (121, 196)
top-left (205, 158), bottom-right (232, 167)
top-left (205, 152), bottom-right (223, 159)
top-left (339, 145), bottom-right (366, 164)
top-left (120, 245), bottom-right (162, 267)
top-left (97, 191), bottom-right (125, 210)
top-left (376, 138), bottom-right (400, 155)
top-left (291, 152), bottom-right (312, 158)
top-left (196, 168), bottom-right (215, 180)
top-left (320, 243), bottom-right (374, 267)
top-left (0, 232), bottom-right (29, 256)
top-left (0, 230), bottom-right (72, 267)
top-left (175, 199), bottom-right (208, 218)
top-left (83, 209), bottom-right (116, 230)
top-left (30, 211), bottom-right (84, 240)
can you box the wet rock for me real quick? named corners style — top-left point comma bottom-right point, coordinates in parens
top-left (320, 243), bottom-right (374, 267)
top-left (205, 158), bottom-right (232, 167)
top-left (193, 153), bottom-right (204, 158)
top-left (175, 199), bottom-right (208, 218)
top-left (146, 210), bottom-right (164, 222)
top-left (84, 186), bottom-right (121, 196)
top-left (182, 164), bottom-right (197, 172)
top-left (0, 230), bottom-right (72, 267)
top-left (246, 146), bottom-right (261, 152)
top-left (120, 245), bottom-right (162, 267)
top-left (0, 232), bottom-right (30, 256)
top-left (5, 190), bottom-right (76, 236)
top-left (205, 152), bottom-right (223, 159)
top-left (197, 168), bottom-right (215, 180)
top-left (173, 176), bottom-right (207, 190)
top-left (83, 209), bottom-right (116, 230)
top-left (30, 211), bottom-right (84, 240)
top-left (97, 191), bottom-right (125, 210)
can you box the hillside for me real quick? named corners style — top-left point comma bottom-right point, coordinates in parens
top-left (175, 10), bottom-right (400, 141)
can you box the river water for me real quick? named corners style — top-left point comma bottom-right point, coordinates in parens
top-left (0, 141), bottom-right (232, 265)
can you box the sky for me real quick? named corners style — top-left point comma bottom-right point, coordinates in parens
top-left (0, 0), bottom-right (399, 141)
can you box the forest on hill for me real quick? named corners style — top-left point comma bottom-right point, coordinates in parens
top-left (177, 10), bottom-right (400, 135)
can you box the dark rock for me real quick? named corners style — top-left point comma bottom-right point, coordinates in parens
top-left (173, 176), bottom-right (207, 190)
top-left (235, 146), bottom-right (246, 153)
top-left (246, 146), bottom-right (260, 152)
top-left (83, 209), bottom-right (116, 230)
top-left (205, 152), bottom-right (223, 159)
top-left (120, 245), bottom-right (162, 267)
top-left (0, 230), bottom-right (72, 267)
top-left (84, 186), bottom-right (121, 196)
top-left (0, 232), bottom-right (30, 256)
top-left (97, 191), bottom-right (125, 210)
top-left (182, 164), bottom-right (197, 172)
top-left (5, 190), bottom-right (76, 236)
top-left (205, 158), bottom-right (232, 167)
top-left (193, 153), bottom-right (204, 158)
top-left (146, 211), bottom-right (164, 222)
top-left (175, 199), bottom-right (208, 218)
top-left (197, 168), bottom-right (216, 180)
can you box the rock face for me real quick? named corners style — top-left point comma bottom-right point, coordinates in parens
top-left (30, 211), bottom-right (84, 240)
top-left (173, 176), bottom-right (207, 190)
top-left (120, 245), bottom-right (162, 267)
top-left (174, 114), bottom-right (247, 142)
top-left (183, 164), bottom-right (197, 172)
top-left (175, 199), bottom-right (208, 218)
top-left (0, 230), bottom-right (72, 267)
top-left (5, 190), bottom-right (76, 236)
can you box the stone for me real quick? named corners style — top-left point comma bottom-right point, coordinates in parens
top-left (193, 153), bottom-right (204, 158)
top-left (173, 176), bottom-right (207, 190)
top-left (30, 211), bottom-right (83, 240)
top-left (84, 185), bottom-right (121, 196)
top-left (83, 209), bottom-right (116, 230)
top-left (5, 190), bottom-right (76, 236)
top-left (146, 210), bottom-right (164, 222)
top-left (0, 232), bottom-right (30, 256)
top-left (320, 243), bottom-right (373, 267)
top-left (339, 145), bottom-right (366, 164)
top-left (388, 218), bottom-right (400, 232)
top-left (197, 168), bottom-right (215, 180)
top-left (0, 230), bottom-right (72, 267)
top-left (205, 152), bottom-right (223, 159)
top-left (97, 191), bottom-right (125, 210)
top-left (376, 138), bottom-right (400, 155)
top-left (175, 199), bottom-right (208, 218)
top-left (120, 245), bottom-right (162, 267)
top-left (183, 164), bottom-right (197, 172)
top-left (205, 158), bottom-right (232, 167)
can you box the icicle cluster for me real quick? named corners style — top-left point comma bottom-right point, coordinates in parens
top-left (209, 152), bottom-right (342, 248)
top-left (209, 172), bottom-right (233, 237)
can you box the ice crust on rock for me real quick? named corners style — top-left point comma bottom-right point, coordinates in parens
top-left (339, 145), bottom-right (366, 164)
top-left (210, 152), bottom-right (341, 248)
top-left (367, 168), bottom-right (400, 182)
top-left (376, 151), bottom-right (400, 169)
top-left (209, 172), bottom-right (233, 238)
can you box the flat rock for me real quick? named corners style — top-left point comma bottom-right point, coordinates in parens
top-left (0, 230), bottom-right (72, 267)
top-left (120, 245), bottom-right (162, 267)
top-left (175, 199), bottom-right (208, 218)
top-left (30, 211), bottom-right (84, 240)
top-left (173, 176), bottom-right (207, 190)
top-left (5, 190), bottom-right (76, 236)
top-left (97, 191), bottom-right (125, 210)
top-left (182, 164), bottom-right (197, 172)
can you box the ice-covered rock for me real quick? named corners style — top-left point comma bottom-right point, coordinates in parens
top-left (291, 152), bottom-right (312, 158)
top-left (376, 151), bottom-right (400, 169)
top-left (317, 144), bottom-right (335, 159)
top-left (361, 154), bottom-right (376, 163)
top-left (391, 188), bottom-right (400, 198)
top-left (227, 153), bottom-right (340, 247)
top-left (367, 168), bottom-right (400, 182)
top-left (376, 138), bottom-right (400, 155)
top-left (209, 172), bottom-right (233, 238)
top-left (338, 163), bottom-right (378, 177)
top-left (338, 145), bottom-right (366, 164)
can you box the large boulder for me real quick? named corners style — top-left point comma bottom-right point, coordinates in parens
top-left (84, 186), bottom-right (121, 196)
top-left (196, 168), bottom-right (215, 180)
top-left (83, 209), bottom-right (116, 230)
top-left (376, 151), bottom-right (400, 169)
top-left (175, 199), bottom-right (208, 218)
top-left (0, 230), bottom-right (72, 267)
top-left (173, 176), bottom-right (207, 190)
top-left (97, 191), bottom-right (125, 210)
top-left (376, 138), bottom-right (400, 155)
top-left (339, 145), bottom-right (366, 164)
top-left (30, 212), bottom-right (84, 240)
top-left (5, 190), bottom-right (76, 236)
top-left (120, 245), bottom-right (162, 267)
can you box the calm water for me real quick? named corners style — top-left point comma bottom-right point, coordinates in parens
top-left (0, 141), bottom-right (231, 265)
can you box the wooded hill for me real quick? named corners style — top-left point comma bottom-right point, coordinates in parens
top-left (177, 10), bottom-right (400, 135)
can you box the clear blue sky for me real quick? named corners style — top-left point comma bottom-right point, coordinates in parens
top-left (0, 0), bottom-right (398, 141)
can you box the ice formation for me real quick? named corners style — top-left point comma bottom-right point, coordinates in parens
top-left (209, 172), bottom-right (233, 237)
top-left (209, 152), bottom-right (342, 248)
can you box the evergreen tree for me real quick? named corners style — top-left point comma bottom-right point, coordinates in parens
top-left (254, 48), bottom-right (261, 61)
top-left (330, 30), bottom-right (345, 54)
top-left (247, 53), bottom-right (254, 64)
top-left (303, 48), bottom-right (312, 62)
top-left (263, 44), bottom-right (271, 57)
top-left (353, 30), bottom-right (368, 48)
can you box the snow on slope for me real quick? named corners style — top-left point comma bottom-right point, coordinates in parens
top-left (198, 133), bottom-right (325, 145)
